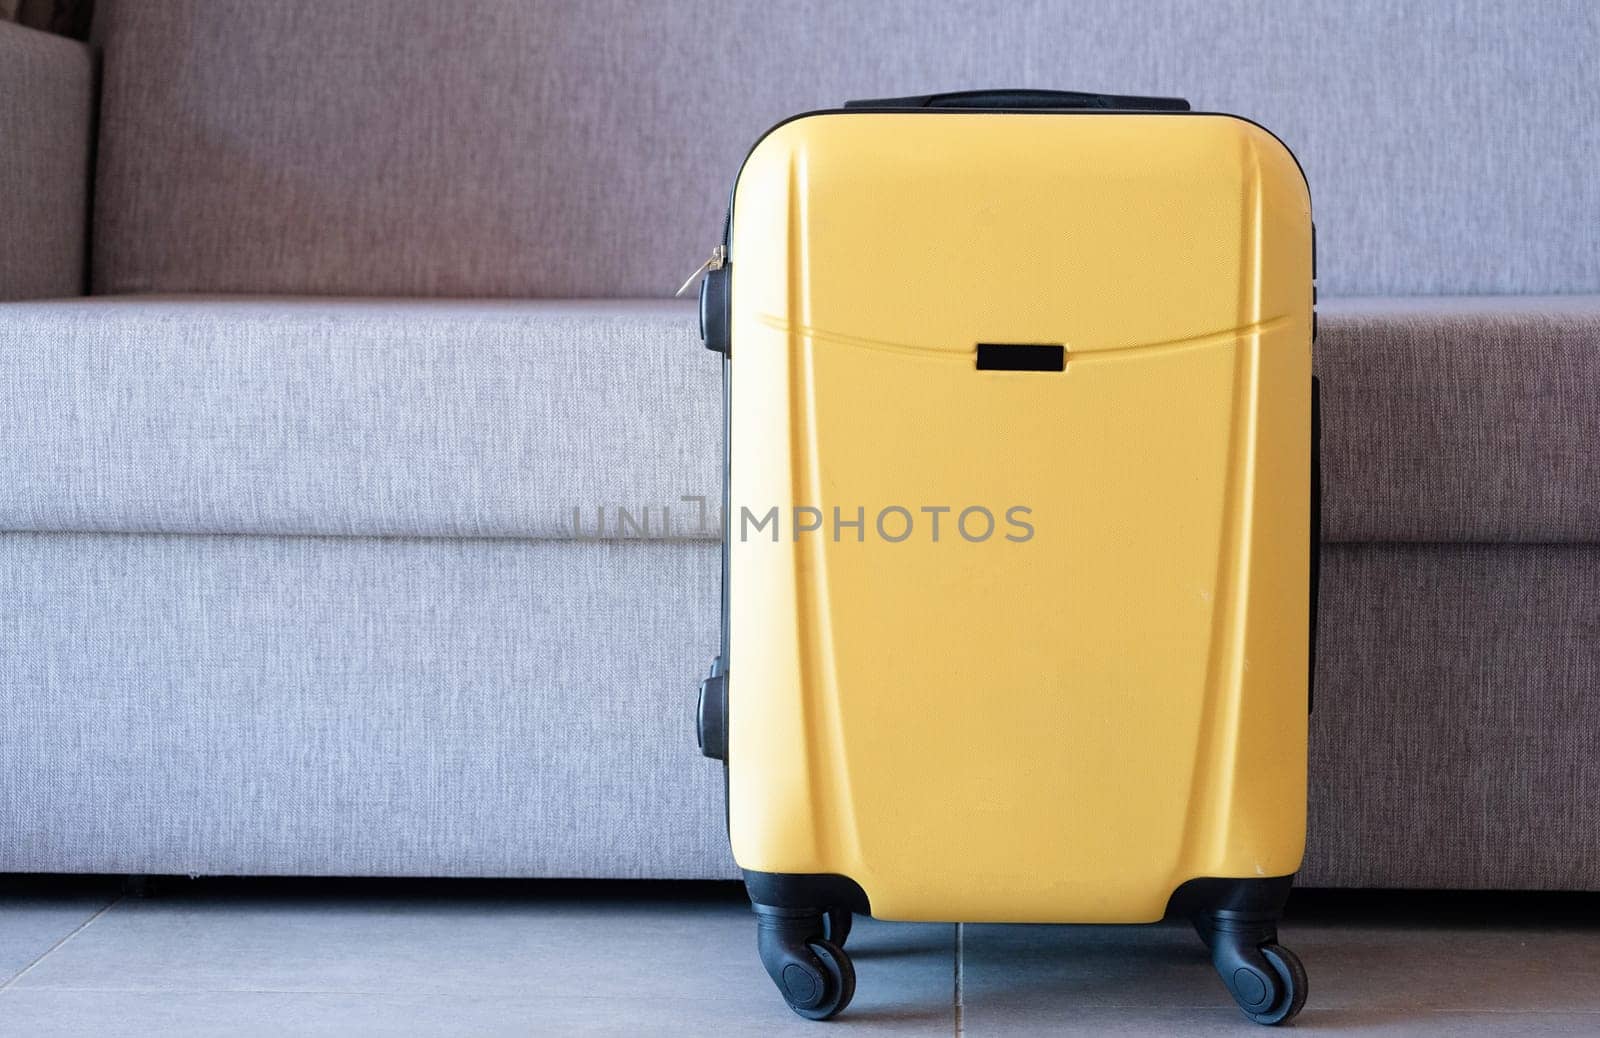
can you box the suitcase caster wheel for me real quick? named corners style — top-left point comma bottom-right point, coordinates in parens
top-left (1219, 942), bottom-right (1306, 1026)
top-left (791, 938), bottom-right (855, 1020)
top-left (1237, 943), bottom-right (1307, 1026)
top-left (755, 908), bottom-right (857, 1021)
top-left (823, 907), bottom-right (853, 948)
top-left (1195, 911), bottom-right (1307, 1026)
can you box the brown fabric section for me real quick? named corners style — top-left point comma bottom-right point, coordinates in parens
top-left (1302, 543), bottom-right (1600, 890)
top-left (0, 22), bottom-right (93, 301)
top-left (1317, 296), bottom-right (1600, 543)
top-left (15, 0), bottom-right (94, 38)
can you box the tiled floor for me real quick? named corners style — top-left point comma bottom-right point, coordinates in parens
top-left (1, 878), bottom-right (1596, 1035)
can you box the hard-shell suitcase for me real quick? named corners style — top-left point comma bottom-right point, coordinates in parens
top-left (693, 88), bottom-right (1318, 1025)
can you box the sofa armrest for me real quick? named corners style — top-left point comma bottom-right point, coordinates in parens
top-left (0, 21), bottom-right (93, 301)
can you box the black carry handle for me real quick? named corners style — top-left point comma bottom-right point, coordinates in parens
top-left (844, 88), bottom-right (1189, 112)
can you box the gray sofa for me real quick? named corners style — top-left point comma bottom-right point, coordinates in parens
top-left (2, 1), bottom-right (1597, 889)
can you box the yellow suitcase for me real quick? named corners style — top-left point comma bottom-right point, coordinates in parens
top-left (693, 88), bottom-right (1317, 1025)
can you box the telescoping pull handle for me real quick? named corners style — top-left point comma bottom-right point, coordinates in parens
top-left (843, 88), bottom-right (1189, 112)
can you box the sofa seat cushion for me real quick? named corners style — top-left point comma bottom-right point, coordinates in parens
top-left (2, 295), bottom-right (1595, 542)
top-left (1317, 296), bottom-right (1600, 542)
top-left (0, 297), bottom-right (718, 539)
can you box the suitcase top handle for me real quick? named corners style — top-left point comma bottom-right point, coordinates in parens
top-left (843, 88), bottom-right (1190, 112)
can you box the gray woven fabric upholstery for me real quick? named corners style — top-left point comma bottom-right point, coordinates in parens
top-left (1317, 296), bottom-right (1600, 543)
top-left (90, 0), bottom-right (1600, 299)
top-left (12, 0), bottom-right (1600, 889)
top-left (1303, 543), bottom-right (1600, 891)
top-left (4, 530), bottom-right (1596, 889)
top-left (0, 297), bottom-right (718, 539)
top-left (4, 295), bottom-right (1596, 543)
top-left (0, 532), bottom-right (728, 878)
top-left (0, 22), bottom-right (93, 301)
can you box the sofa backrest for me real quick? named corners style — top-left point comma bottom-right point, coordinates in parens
top-left (92, 0), bottom-right (1599, 299)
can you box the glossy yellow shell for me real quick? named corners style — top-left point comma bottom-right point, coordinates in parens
top-left (725, 111), bottom-right (1312, 923)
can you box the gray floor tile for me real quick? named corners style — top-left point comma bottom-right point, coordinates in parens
top-left (960, 1007), bottom-right (1600, 1037)
top-left (7, 888), bottom-right (953, 1033)
top-left (1295, 1011), bottom-right (1600, 1036)
top-left (9, 885), bottom-right (1600, 1034)
top-left (961, 912), bottom-right (1600, 1033)
top-left (962, 919), bottom-right (1231, 1010)
top-left (0, 987), bottom-right (949, 1038)
top-left (1290, 918), bottom-right (1600, 1013)
top-left (9, 993), bottom-right (1600, 1038)
top-left (0, 888), bottom-right (120, 987)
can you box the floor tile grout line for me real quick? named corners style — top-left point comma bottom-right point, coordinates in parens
top-left (0, 895), bottom-right (124, 995)
top-left (953, 921), bottom-right (964, 1036)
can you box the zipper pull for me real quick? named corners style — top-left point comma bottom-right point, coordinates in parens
top-left (675, 244), bottom-right (727, 298)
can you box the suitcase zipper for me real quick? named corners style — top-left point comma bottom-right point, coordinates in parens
top-left (676, 244), bottom-right (726, 298)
